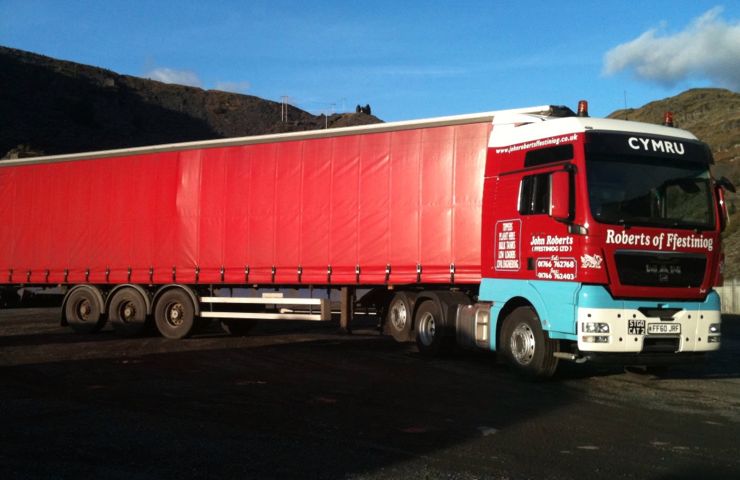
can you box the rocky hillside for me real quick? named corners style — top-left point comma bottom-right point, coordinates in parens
top-left (610, 88), bottom-right (740, 278)
top-left (609, 88), bottom-right (739, 167)
top-left (0, 46), bottom-right (381, 158)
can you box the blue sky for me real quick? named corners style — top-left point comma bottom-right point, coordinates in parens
top-left (1, 1), bottom-right (738, 121)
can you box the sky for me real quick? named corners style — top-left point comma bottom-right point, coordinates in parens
top-left (1, 0), bottom-right (738, 121)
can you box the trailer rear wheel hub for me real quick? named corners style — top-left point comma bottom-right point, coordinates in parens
top-left (77, 300), bottom-right (91, 320)
top-left (166, 303), bottom-right (184, 327)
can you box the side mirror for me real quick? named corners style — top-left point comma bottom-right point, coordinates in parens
top-left (717, 176), bottom-right (736, 193)
top-left (716, 177), bottom-right (736, 232)
top-left (549, 170), bottom-right (571, 222)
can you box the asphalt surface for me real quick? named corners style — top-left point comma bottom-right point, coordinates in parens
top-left (1, 308), bottom-right (739, 479)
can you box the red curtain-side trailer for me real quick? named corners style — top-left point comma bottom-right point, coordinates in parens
top-left (1, 113), bottom-right (509, 344)
top-left (1, 120), bottom-right (490, 288)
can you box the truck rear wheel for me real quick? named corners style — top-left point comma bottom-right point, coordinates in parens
top-left (108, 287), bottom-right (149, 337)
top-left (65, 287), bottom-right (106, 334)
top-left (415, 300), bottom-right (454, 356)
top-left (154, 289), bottom-right (196, 339)
top-left (385, 292), bottom-right (415, 342)
top-left (501, 306), bottom-right (559, 379)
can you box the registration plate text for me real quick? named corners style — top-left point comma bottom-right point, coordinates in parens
top-left (648, 323), bottom-right (681, 335)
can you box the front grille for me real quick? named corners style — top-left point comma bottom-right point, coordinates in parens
top-left (615, 251), bottom-right (705, 287)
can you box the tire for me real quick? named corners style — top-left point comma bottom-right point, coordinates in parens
top-left (385, 292), bottom-right (415, 342)
top-left (221, 319), bottom-right (258, 336)
top-left (154, 289), bottom-right (197, 339)
top-left (64, 287), bottom-right (106, 334)
top-left (501, 306), bottom-right (559, 379)
top-left (415, 300), bottom-right (454, 356)
top-left (108, 287), bottom-right (150, 337)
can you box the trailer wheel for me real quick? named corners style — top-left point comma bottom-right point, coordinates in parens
top-left (415, 300), bottom-right (454, 356)
top-left (501, 306), bottom-right (559, 379)
top-left (154, 289), bottom-right (196, 339)
top-left (65, 288), bottom-right (106, 334)
top-left (109, 287), bottom-right (149, 337)
top-left (221, 319), bottom-right (258, 336)
top-left (385, 292), bottom-right (415, 342)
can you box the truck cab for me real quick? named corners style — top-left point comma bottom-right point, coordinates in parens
top-left (470, 104), bottom-right (729, 377)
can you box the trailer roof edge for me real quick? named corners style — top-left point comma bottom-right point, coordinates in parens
top-left (1, 105), bottom-right (556, 167)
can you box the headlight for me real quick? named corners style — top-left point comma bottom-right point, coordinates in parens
top-left (582, 322), bottom-right (610, 334)
top-left (709, 323), bottom-right (720, 334)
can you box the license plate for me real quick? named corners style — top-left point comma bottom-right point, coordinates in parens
top-left (648, 323), bottom-right (681, 335)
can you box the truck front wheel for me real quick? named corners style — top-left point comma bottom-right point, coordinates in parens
top-left (501, 306), bottom-right (559, 378)
top-left (154, 289), bottom-right (196, 339)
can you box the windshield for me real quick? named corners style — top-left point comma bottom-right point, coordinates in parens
top-left (586, 154), bottom-right (715, 230)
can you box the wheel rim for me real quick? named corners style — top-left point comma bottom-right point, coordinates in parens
top-left (166, 302), bottom-right (185, 328)
top-left (417, 312), bottom-right (436, 346)
top-left (76, 299), bottom-right (92, 322)
top-left (510, 322), bottom-right (536, 365)
top-left (390, 301), bottom-right (408, 331)
top-left (118, 301), bottom-right (137, 324)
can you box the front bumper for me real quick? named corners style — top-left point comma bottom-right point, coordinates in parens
top-left (579, 351), bottom-right (707, 365)
top-left (575, 287), bottom-right (721, 354)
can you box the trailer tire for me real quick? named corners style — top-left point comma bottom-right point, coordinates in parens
top-left (501, 306), bottom-right (559, 379)
top-left (385, 292), bottom-right (415, 342)
top-left (108, 287), bottom-right (149, 337)
top-left (415, 300), bottom-right (454, 356)
top-left (154, 289), bottom-right (196, 339)
top-left (65, 288), bottom-right (106, 334)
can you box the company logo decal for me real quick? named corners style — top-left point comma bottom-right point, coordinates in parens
top-left (605, 229), bottom-right (713, 252)
top-left (628, 137), bottom-right (685, 155)
top-left (494, 133), bottom-right (578, 154)
top-left (580, 254), bottom-right (603, 269)
top-left (494, 219), bottom-right (521, 271)
top-left (530, 235), bottom-right (573, 253)
top-left (536, 256), bottom-right (576, 280)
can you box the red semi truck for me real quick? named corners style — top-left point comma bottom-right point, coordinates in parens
top-left (1, 101), bottom-right (733, 377)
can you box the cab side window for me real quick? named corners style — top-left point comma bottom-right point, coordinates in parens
top-left (519, 173), bottom-right (550, 215)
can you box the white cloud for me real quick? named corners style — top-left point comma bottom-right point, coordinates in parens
top-left (603, 7), bottom-right (740, 90)
top-left (145, 67), bottom-right (202, 88)
top-left (213, 81), bottom-right (251, 94)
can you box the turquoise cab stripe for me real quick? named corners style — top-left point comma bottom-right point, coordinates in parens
top-left (479, 278), bottom-right (721, 351)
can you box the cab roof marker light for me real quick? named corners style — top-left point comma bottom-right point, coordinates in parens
top-left (664, 112), bottom-right (674, 127)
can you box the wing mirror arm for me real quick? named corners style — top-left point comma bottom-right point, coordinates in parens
top-left (717, 176), bottom-right (736, 193)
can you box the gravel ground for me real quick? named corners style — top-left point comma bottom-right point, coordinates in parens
top-left (1, 309), bottom-right (738, 479)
